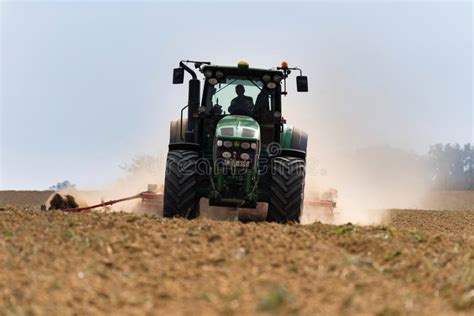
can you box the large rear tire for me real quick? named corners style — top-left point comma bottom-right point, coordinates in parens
top-left (266, 157), bottom-right (306, 223)
top-left (163, 150), bottom-right (200, 219)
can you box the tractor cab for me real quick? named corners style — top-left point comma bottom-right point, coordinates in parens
top-left (201, 63), bottom-right (282, 117)
top-left (198, 63), bottom-right (287, 155)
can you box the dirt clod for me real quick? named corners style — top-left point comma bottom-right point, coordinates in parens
top-left (48, 193), bottom-right (79, 210)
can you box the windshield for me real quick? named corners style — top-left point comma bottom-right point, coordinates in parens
top-left (205, 77), bottom-right (274, 117)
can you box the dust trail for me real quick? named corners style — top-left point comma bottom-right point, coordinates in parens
top-left (47, 157), bottom-right (165, 213)
top-left (101, 166), bottom-right (164, 213)
top-left (47, 145), bottom-right (430, 221)
top-left (300, 143), bottom-right (431, 225)
top-left (285, 52), bottom-right (433, 224)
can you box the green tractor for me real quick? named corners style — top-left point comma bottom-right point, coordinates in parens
top-left (163, 60), bottom-right (309, 223)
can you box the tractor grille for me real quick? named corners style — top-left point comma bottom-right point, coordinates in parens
top-left (216, 140), bottom-right (257, 168)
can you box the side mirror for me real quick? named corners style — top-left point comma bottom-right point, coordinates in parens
top-left (173, 68), bottom-right (184, 84)
top-left (296, 76), bottom-right (308, 92)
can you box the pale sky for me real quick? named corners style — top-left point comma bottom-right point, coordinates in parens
top-left (1, 1), bottom-right (472, 189)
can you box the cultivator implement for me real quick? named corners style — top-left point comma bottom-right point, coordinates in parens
top-left (52, 186), bottom-right (336, 215)
top-left (62, 192), bottom-right (163, 213)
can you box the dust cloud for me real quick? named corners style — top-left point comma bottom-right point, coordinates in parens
top-left (49, 157), bottom-right (165, 213)
top-left (288, 90), bottom-right (432, 225)
top-left (302, 145), bottom-right (431, 225)
top-left (50, 126), bottom-right (432, 223)
top-left (52, 136), bottom-right (431, 223)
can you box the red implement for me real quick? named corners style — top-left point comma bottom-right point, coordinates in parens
top-left (304, 200), bottom-right (337, 208)
top-left (63, 192), bottom-right (334, 213)
top-left (63, 192), bottom-right (162, 213)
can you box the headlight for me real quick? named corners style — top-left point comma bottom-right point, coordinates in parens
top-left (215, 70), bottom-right (224, 79)
top-left (241, 142), bottom-right (250, 149)
top-left (217, 140), bottom-right (223, 147)
top-left (262, 74), bottom-right (271, 82)
top-left (223, 140), bottom-right (233, 148)
top-left (204, 70), bottom-right (213, 78)
top-left (251, 143), bottom-right (257, 150)
top-left (222, 151), bottom-right (232, 159)
top-left (240, 153), bottom-right (250, 160)
top-left (273, 74), bottom-right (282, 82)
top-left (208, 78), bottom-right (218, 85)
top-left (267, 82), bottom-right (277, 89)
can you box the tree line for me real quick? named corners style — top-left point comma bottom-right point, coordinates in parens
top-left (428, 143), bottom-right (474, 190)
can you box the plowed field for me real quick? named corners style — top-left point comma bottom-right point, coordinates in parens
top-left (0, 192), bottom-right (473, 315)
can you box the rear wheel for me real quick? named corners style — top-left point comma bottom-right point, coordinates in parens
top-left (266, 157), bottom-right (306, 223)
top-left (163, 150), bottom-right (200, 219)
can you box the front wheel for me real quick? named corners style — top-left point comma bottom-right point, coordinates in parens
top-left (163, 150), bottom-right (200, 219)
top-left (266, 157), bottom-right (306, 223)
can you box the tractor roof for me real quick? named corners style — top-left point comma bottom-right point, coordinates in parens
top-left (201, 64), bottom-right (284, 78)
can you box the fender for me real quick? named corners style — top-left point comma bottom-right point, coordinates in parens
top-left (280, 148), bottom-right (306, 159)
top-left (169, 118), bottom-right (188, 143)
top-left (280, 125), bottom-right (308, 159)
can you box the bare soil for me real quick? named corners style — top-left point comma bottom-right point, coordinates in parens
top-left (0, 191), bottom-right (53, 208)
top-left (0, 192), bottom-right (473, 315)
top-left (420, 191), bottom-right (474, 211)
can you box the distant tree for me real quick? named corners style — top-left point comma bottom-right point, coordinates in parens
top-left (463, 143), bottom-right (474, 190)
top-left (447, 143), bottom-right (465, 190)
top-left (49, 180), bottom-right (76, 191)
top-left (427, 143), bottom-right (473, 190)
top-left (428, 144), bottom-right (448, 189)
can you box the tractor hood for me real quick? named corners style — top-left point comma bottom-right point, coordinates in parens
top-left (215, 115), bottom-right (260, 140)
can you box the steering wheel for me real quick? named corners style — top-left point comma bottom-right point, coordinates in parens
top-left (230, 109), bottom-right (252, 116)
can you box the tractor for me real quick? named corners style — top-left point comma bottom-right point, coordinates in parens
top-left (164, 60), bottom-right (309, 223)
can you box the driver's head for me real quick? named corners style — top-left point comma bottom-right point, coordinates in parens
top-left (235, 84), bottom-right (245, 96)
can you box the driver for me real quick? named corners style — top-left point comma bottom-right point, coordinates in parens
top-left (229, 84), bottom-right (254, 116)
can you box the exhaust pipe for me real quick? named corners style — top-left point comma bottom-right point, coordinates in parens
top-left (179, 61), bottom-right (200, 143)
